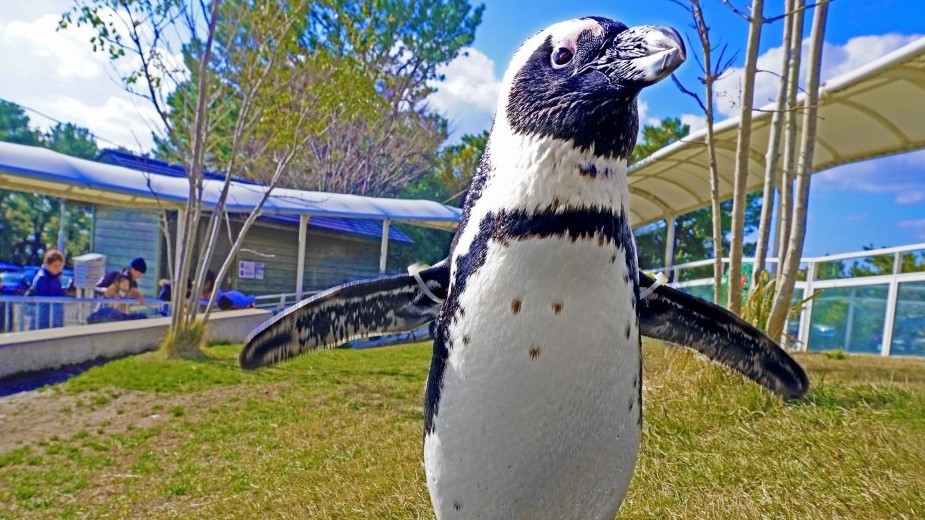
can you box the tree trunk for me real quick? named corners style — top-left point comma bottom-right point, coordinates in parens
top-left (687, 0), bottom-right (726, 305)
top-left (752, 0), bottom-right (796, 289)
top-left (728, 0), bottom-right (765, 313)
top-left (774, 0), bottom-right (805, 285)
top-left (767, 0), bottom-right (829, 341)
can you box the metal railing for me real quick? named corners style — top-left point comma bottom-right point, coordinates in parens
top-left (646, 243), bottom-right (925, 357)
top-left (0, 296), bottom-right (169, 334)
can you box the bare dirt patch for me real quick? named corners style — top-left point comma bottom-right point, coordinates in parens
top-left (0, 386), bottom-right (245, 450)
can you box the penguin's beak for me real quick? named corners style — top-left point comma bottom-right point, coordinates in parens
top-left (583, 25), bottom-right (686, 87)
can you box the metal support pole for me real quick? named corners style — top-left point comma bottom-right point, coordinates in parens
top-left (379, 219), bottom-right (391, 274)
top-left (664, 215), bottom-right (676, 276)
top-left (881, 251), bottom-right (903, 356)
top-left (174, 209), bottom-right (187, 285)
top-left (296, 215), bottom-right (309, 300)
top-left (797, 261), bottom-right (817, 350)
top-left (57, 199), bottom-right (67, 252)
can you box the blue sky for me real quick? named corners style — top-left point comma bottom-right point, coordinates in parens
top-left (1, 0), bottom-right (923, 256)
top-left (428, 0), bottom-right (925, 256)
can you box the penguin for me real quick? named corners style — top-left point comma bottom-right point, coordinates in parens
top-left (240, 16), bottom-right (809, 519)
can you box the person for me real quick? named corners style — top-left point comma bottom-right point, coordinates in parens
top-left (157, 278), bottom-right (172, 302)
top-left (95, 257), bottom-right (146, 303)
top-left (99, 274), bottom-right (132, 299)
top-left (31, 249), bottom-right (67, 329)
top-left (217, 290), bottom-right (257, 310)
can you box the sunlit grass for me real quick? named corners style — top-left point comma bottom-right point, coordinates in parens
top-left (1, 341), bottom-right (923, 519)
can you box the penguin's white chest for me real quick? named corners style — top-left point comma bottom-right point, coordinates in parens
top-left (425, 234), bottom-right (641, 519)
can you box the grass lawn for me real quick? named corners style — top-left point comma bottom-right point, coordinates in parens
top-left (1, 340), bottom-right (924, 519)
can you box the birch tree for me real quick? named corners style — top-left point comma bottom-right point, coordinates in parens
top-left (726, 0), bottom-right (765, 313)
top-left (751, 0), bottom-right (798, 287)
top-left (767, 0), bottom-right (830, 341)
top-left (775, 0), bottom-right (806, 286)
top-left (670, 0), bottom-right (737, 304)
top-left (62, 0), bottom-right (368, 355)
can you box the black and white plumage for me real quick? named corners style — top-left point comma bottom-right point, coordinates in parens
top-left (240, 16), bottom-right (808, 519)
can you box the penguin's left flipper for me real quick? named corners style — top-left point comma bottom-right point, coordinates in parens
top-left (239, 260), bottom-right (449, 370)
top-left (638, 272), bottom-right (810, 400)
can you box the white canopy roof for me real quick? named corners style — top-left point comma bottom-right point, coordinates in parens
top-left (0, 141), bottom-right (461, 230)
top-left (627, 36), bottom-right (925, 228)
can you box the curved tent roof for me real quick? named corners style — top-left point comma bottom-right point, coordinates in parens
top-left (627, 36), bottom-right (925, 228)
top-left (0, 141), bottom-right (461, 230)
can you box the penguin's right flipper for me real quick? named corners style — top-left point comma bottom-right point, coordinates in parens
top-left (638, 272), bottom-right (809, 400)
top-left (240, 260), bottom-right (449, 370)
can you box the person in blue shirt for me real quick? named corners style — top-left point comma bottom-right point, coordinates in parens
top-left (31, 248), bottom-right (67, 329)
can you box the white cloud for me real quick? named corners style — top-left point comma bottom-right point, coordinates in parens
top-left (429, 47), bottom-right (501, 140)
top-left (815, 150), bottom-right (925, 205)
top-left (680, 113), bottom-right (707, 134)
top-left (714, 33), bottom-right (923, 118)
top-left (0, 1), bottom-right (188, 152)
top-left (1, 13), bottom-right (107, 80)
top-left (899, 220), bottom-right (925, 240)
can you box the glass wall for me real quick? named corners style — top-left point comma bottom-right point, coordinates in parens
top-left (891, 281), bottom-right (925, 357)
top-left (808, 285), bottom-right (888, 354)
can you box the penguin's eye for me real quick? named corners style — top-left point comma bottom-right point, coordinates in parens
top-left (551, 47), bottom-right (574, 68)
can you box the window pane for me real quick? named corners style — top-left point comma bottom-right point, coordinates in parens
top-left (808, 285), bottom-right (888, 354)
top-left (891, 281), bottom-right (925, 357)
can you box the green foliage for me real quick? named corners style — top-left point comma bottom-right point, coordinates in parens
top-left (630, 117), bottom-right (689, 164)
top-left (0, 103), bottom-right (96, 264)
top-left (741, 270), bottom-right (776, 331)
top-left (635, 193), bottom-right (762, 268)
top-left (629, 116), bottom-right (763, 269)
top-left (431, 130), bottom-right (488, 203)
top-left (0, 100), bottom-right (42, 146)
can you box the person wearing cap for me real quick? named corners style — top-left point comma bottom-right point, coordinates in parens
top-left (95, 257), bottom-right (147, 303)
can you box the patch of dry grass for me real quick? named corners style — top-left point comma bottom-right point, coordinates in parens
top-left (1, 341), bottom-right (923, 519)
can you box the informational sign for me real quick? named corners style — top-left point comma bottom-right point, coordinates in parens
top-left (238, 260), bottom-right (255, 279)
top-left (239, 260), bottom-right (265, 280)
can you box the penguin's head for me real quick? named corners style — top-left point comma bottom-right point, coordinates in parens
top-left (499, 16), bottom-right (686, 159)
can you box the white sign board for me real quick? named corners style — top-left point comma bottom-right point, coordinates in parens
top-left (238, 260), bottom-right (255, 279)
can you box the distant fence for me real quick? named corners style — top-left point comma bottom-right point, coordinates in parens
top-left (0, 291), bottom-right (317, 334)
top-left (646, 243), bottom-right (925, 357)
top-left (0, 296), bottom-right (168, 334)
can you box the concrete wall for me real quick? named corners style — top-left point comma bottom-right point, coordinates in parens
top-left (0, 309), bottom-right (270, 379)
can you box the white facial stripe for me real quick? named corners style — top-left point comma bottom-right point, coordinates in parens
top-left (496, 18), bottom-right (604, 120)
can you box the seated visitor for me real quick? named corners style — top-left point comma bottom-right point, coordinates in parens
top-left (95, 257), bottom-right (147, 303)
top-left (217, 290), bottom-right (257, 310)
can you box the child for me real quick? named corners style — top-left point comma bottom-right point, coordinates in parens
top-left (100, 274), bottom-right (132, 299)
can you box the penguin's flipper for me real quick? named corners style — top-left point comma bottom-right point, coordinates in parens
top-left (638, 272), bottom-right (809, 400)
top-left (240, 260), bottom-right (449, 370)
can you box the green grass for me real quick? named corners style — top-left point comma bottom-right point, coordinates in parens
top-left (1, 341), bottom-right (924, 519)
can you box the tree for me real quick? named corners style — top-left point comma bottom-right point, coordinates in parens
top-left (395, 129), bottom-right (488, 266)
top-left (767, 0), bottom-right (830, 341)
top-left (726, 0), bottom-right (766, 313)
top-left (751, 0), bottom-right (798, 289)
top-left (630, 117), bottom-right (763, 275)
top-left (630, 118), bottom-right (689, 164)
top-left (0, 100), bottom-right (42, 146)
top-left (62, 0), bottom-right (372, 356)
top-left (430, 130), bottom-right (488, 204)
top-left (292, 0), bottom-right (483, 197)
top-left (670, 0), bottom-right (737, 303)
top-left (0, 104), bottom-right (95, 263)
top-left (774, 0), bottom-right (806, 285)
